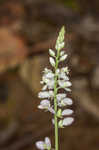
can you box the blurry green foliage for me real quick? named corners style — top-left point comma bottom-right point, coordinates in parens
top-left (54, 0), bottom-right (79, 10)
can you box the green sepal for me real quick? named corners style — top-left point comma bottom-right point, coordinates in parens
top-left (58, 120), bottom-right (64, 128)
top-left (57, 109), bottom-right (62, 118)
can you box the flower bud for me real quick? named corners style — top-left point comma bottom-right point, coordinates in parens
top-left (49, 57), bottom-right (55, 67)
top-left (49, 49), bottom-right (55, 57)
top-left (60, 54), bottom-right (67, 62)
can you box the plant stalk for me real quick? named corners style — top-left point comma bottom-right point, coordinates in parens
top-left (54, 49), bottom-right (60, 150)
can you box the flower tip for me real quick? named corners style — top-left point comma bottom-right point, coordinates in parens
top-left (60, 26), bottom-right (65, 35)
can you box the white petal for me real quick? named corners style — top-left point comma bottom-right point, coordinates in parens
top-left (45, 137), bottom-right (51, 148)
top-left (49, 57), bottom-right (55, 67)
top-left (47, 80), bottom-right (54, 89)
top-left (60, 54), bottom-right (67, 62)
top-left (49, 49), bottom-right (55, 57)
top-left (63, 117), bottom-right (74, 126)
top-left (56, 69), bottom-right (60, 74)
top-left (52, 118), bottom-right (55, 124)
top-left (60, 51), bottom-right (65, 56)
top-left (64, 88), bottom-right (71, 92)
top-left (38, 91), bottom-right (50, 99)
top-left (35, 141), bottom-right (45, 150)
top-left (62, 109), bottom-right (73, 116)
top-left (61, 67), bottom-right (69, 74)
top-left (40, 81), bottom-right (44, 84)
top-left (45, 72), bottom-right (54, 78)
top-left (44, 68), bottom-right (52, 74)
top-left (42, 85), bottom-right (47, 91)
top-left (57, 102), bottom-right (64, 107)
top-left (58, 80), bottom-right (67, 88)
top-left (57, 93), bottom-right (66, 101)
top-left (42, 76), bottom-right (49, 84)
top-left (42, 78), bottom-right (54, 90)
top-left (63, 98), bottom-right (73, 105)
top-left (38, 100), bottom-right (50, 110)
top-left (48, 107), bottom-right (55, 114)
top-left (59, 72), bottom-right (69, 80)
top-left (38, 105), bottom-right (44, 109)
top-left (49, 91), bottom-right (54, 98)
top-left (65, 81), bottom-right (72, 87)
top-left (40, 100), bottom-right (50, 107)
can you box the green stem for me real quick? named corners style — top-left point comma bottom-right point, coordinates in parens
top-left (54, 49), bottom-right (60, 150)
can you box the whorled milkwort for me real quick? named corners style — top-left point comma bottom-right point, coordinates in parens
top-left (35, 26), bottom-right (74, 150)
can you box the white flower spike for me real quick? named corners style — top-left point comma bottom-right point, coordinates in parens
top-left (36, 137), bottom-right (51, 150)
top-left (36, 26), bottom-right (74, 150)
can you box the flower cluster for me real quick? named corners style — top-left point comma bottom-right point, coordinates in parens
top-left (36, 137), bottom-right (51, 150)
top-left (36, 26), bottom-right (74, 150)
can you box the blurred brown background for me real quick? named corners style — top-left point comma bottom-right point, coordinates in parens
top-left (0, 0), bottom-right (99, 150)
